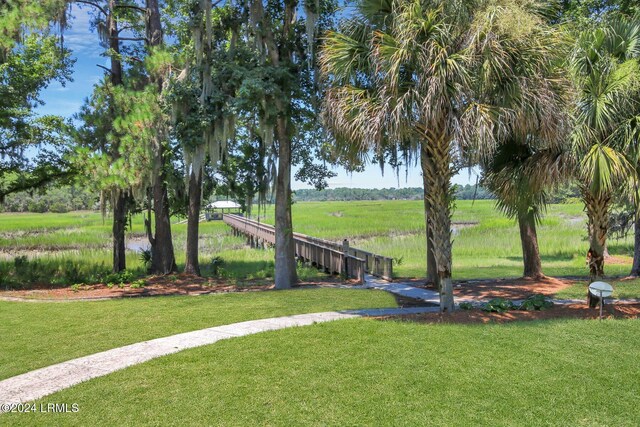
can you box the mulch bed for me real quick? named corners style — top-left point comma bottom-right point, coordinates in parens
top-left (413, 276), bottom-right (576, 300)
top-left (378, 303), bottom-right (640, 324)
top-left (4, 275), bottom-right (639, 325)
top-left (0, 274), bottom-right (343, 301)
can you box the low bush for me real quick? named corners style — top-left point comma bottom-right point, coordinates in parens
top-left (458, 301), bottom-right (474, 310)
top-left (480, 298), bottom-right (515, 313)
top-left (210, 256), bottom-right (225, 277)
top-left (518, 294), bottom-right (554, 311)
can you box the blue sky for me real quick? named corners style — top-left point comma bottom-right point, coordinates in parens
top-left (37, 5), bottom-right (476, 190)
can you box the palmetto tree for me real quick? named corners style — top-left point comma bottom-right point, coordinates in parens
top-left (482, 142), bottom-right (570, 279)
top-left (570, 16), bottom-right (640, 282)
top-left (321, 0), bottom-right (567, 310)
top-left (481, 28), bottom-right (572, 280)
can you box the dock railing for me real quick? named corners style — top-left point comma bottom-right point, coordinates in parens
top-left (223, 214), bottom-right (392, 283)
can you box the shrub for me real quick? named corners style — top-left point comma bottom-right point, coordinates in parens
top-left (210, 256), bottom-right (225, 277)
top-left (458, 301), bottom-right (474, 310)
top-left (104, 270), bottom-right (135, 286)
top-left (518, 294), bottom-right (554, 311)
top-left (139, 249), bottom-right (152, 271)
top-left (480, 298), bottom-right (515, 313)
top-left (60, 260), bottom-right (83, 284)
top-left (27, 200), bottom-right (47, 213)
top-left (130, 279), bottom-right (146, 289)
top-left (49, 202), bottom-right (69, 213)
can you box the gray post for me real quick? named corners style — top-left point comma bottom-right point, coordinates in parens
top-left (343, 239), bottom-right (350, 277)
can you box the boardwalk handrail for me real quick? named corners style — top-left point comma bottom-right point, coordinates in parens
top-left (223, 214), bottom-right (392, 282)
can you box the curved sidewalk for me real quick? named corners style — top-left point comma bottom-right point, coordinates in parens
top-left (0, 307), bottom-right (437, 409)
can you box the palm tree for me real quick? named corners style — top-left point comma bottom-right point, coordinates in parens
top-left (480, 30), bottom-right (573, 280)
top-left (321, 0), bottom-right (567, 310)
top-left (482, 142), bottom-right (570, 279)
top-left (570, 16), bottom-right (640, 282)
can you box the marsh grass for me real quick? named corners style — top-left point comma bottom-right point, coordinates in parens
top-left (0, 200), bottom-right (634, 288)
top-left (274, 200), bottom-right (632, 279)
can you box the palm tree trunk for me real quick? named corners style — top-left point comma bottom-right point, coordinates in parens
top-left (517, 208), bottom-right (543, 279)
top-left (422, 134), bottom-right (454, 311)
top-left (184, 169), bottom-right (202, 276)
top-left (420, 144), bottom-right (437, 286)
top-left (274, 116), bottom-right (297, 289)
top-left (583, 190), bottom-right (610, 283)
top-left (630, 210), bottom-right (640, 277)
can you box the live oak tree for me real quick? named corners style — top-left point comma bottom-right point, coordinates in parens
top-left (167, 0), bottom-right (242, 275)
top-left (0, 0), bottom-right (74, 200)
top-left (246, 0), bottom-right (336, 289)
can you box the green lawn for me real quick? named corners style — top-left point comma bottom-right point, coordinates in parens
top-left (556, 277), bottom-right (640, 300)
top-left (0, 288), bottom-right (395, 380)
top-left (4, 317), bottom-right (639, 426)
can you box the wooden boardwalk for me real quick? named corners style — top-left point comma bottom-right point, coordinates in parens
top-left (223, 214), bottom-right (393, 284)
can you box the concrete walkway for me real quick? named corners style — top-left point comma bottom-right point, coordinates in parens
top-left (363, 275), bottom-right (440, 304)
top-left (362, 275), bottom-right (640, 307)
top-left (0, 307), bottom-right (437, 409)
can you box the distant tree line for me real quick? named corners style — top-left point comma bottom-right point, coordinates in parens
top-left (1, 182), bottom-right (586, 213)
top-left (293, 185), bottom-right (495, 202)
top-left (0, 185), bottom-right (97, 213)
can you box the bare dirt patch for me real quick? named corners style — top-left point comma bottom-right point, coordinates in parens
top-left (377, 302), bottom-right (640, 324)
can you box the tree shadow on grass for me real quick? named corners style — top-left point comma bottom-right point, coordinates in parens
top-left (0, 256), bottom-right (146, 290)
top-left (505, 252), bottom-right (576, 262)
top-left (193, 259), bottom-right (275, 281)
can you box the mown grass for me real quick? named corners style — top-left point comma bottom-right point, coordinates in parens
top-left (4, 317), bottom-right (639, 426)
top-left (556, 277), bottom-right (640, 300)
top-left (0, 288), bottom-right (396, 380)
top-left (0, 200), bottom-right (635, 287)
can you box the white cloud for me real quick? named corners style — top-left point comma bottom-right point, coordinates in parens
top-left (63, 5), bottom-right (103, 59)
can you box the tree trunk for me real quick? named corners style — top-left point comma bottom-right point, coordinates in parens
top-left (149, 152), bottom-right (177, 274)
top-left (108, 0), bottom-right (125, 273)
top-left (631, 212), bottom-right (640, 277)
top-left (184, 169), bottom-right (202, 275)
top-left (145, 0), bottom-right (164, 48)
top-left (145, 0), bottom-right (176, 275)
top-left (256, 0), bottom-right (297, 290)
top-left (420, 144), bottom-right (438, 287)
top-left (274, 116), bottom-right (297, 289)
top-left (583, 190), bottom-right (609, 283)
top-left (517, 208), bottom-right (543, 279)
top-left (422, 133), bottom-right (454, 312)
top-left (112, 191), bottom-right (127, 272)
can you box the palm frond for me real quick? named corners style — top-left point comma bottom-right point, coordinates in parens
top-left (580, 143), bottom-right (633, 196)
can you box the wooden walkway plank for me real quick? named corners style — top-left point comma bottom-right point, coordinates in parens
top-left (223, 215), bottom-right (393, 283)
